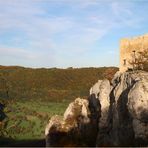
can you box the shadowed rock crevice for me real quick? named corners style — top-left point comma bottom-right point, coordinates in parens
top-left (117, 81), bottom-right (136, 146)
top-left (88, 93), bottom-right (101, 145)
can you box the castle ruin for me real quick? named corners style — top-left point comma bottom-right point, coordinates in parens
top-left (120, 34), bottom-right (148, 72)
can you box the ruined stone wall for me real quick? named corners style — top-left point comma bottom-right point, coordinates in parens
top-left (120, 34), bottom-right (148, 72)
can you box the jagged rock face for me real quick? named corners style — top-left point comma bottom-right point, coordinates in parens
top-left (45, 71), bottom-right (148, 147)
top-left (96, 71), bottom-right (148, 146)
top-left (127, 72), bottom-right (148, 144)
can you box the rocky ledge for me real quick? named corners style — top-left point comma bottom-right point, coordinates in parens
top-left (45, 71), bottom-right (148, 147)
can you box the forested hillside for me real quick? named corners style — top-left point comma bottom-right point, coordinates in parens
top-left (0, 66), bottom-right (118, 101)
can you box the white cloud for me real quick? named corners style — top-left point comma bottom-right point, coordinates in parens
top-left (0, 45), bottom-right (56, 67)
top-left (0, 46), bottom-right (40, 60)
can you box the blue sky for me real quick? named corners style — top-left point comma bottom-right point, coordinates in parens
top-left (0, 0), bottom-right (148, 68)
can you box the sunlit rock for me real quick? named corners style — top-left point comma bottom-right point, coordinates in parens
top-left (45, 98), bottom-right (95, 147)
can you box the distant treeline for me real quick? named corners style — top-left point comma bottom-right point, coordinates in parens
top-left (0, 66), bottom-right (118, 101)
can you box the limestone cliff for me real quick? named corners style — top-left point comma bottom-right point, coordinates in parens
top-left (45, 71), bottom-right (148, 147)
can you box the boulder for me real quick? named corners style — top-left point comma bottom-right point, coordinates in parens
top-left (45, 98), bottom-right (97, 147)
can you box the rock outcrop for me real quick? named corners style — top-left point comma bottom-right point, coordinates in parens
top-left (45, 98), bottom-right (98, 147)
top-left (45, 71), bottom-right (148, 147)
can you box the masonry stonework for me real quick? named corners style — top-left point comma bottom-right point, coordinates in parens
top-left (120, 34), bottom-right (148, 72)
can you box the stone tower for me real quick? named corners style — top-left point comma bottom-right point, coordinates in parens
top-left (120, 34), bottom-right (148, 72)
